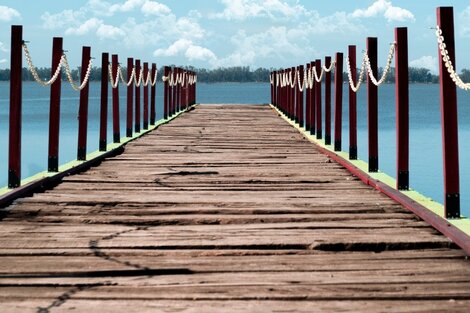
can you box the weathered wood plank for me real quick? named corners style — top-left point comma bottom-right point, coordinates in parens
top-left (0, 104), bottom-right (467, 312)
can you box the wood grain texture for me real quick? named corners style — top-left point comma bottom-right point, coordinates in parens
top-left (0, 104), bottom-right (468, 312)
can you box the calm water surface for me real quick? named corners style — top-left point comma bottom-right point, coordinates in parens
top-left (0, 82), bottom-right (469, 216)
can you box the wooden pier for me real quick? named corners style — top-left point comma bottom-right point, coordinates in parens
top-left (0, 105), bottom-right (469, 312)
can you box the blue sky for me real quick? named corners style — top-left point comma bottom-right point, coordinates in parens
top-left (0, 0), bottom-right (469, 72)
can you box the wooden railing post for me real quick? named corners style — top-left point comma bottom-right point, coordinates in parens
top-left (126, 57), bottom-right (133, 137)
top-left (99, 52), bottom-right (108, 151)
top-left (143, 62), bottom-right (149, 130)
top-left (294, 66), bottom-right (299, 123)
top-left (112, 54), bottom-right (120, 143)
top-left (134, 59), bottom-right (141, 133)
top-left (177, 68), bottom-right (181, 113)
top-left (367, 37), bottom-right (379, 172)
top-left (298, 65), bottom-right (304, 128)
top-left (77, 46), bottom-right (91, 160)
top-left (325, 56), bottom-right (332, 145)
top-left (48, 37), bottom-right (63, 171)
top-left (310, 61), bottom-right (316, 135)
top-left (164, 66), bottom-right (169, 119)
top-left (395, 28), bottom-right (409, 190)
top-left (334, 52), bottom-right (343, 152)
top-left (437, 7), bottom-right (460, 218)
top-left (8, 25), bottom-right (22, 187)
top-left (169, 68), bottom-right (174, 116)
top-left (150, 63), bottom-right (156, 125)
top-left (305, 64), bottom-right (311, 132)
top-left (348, 45), bottom-right (357, 160)
top-left (315, 59), bottom-right (322, 139)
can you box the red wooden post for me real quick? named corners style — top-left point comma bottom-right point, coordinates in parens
top-left (274, 70), bottom-right (278, 107)
top-left (99, 52), bottom-right (108, 151)
top-left (150, 63), bottom-right (156, 125)
top-left (367, 37), bottom-right (378, 172)
top-left (305, 64), bottom-right (311, 132)
top-left (315, 59), bottom-right (322, 139)
top-left (176, 68), bottom-right (181, 112)
top-left (294, 66), bottom-right (299, 123)
top-left (287, 68), bottom-right (291, 118)
top-left (143, 62), bottom-right (149, 130)
top-left (126, 58), bottom-right (133, 137)
top-left (48, 37), bottom-right (63, 171)
top-left (298, 65), bottom-right (304, 128)
top-left (77, 46), bottom-right (91, 160)
top-left (8, 25), bottom-right (22, 187)
top-left (437, 7), bottom-right (460, 218)
top-left (310, 61), bottom-right (316, 135)
top-left (291, 66), bottom-right (295, 120)
top-left (169, 68), bottom-right (174, 116)
top-left (134, 59), bottom-right (141, 132)
top-left (395, 28), bottom-right (409, 190)
top-left (325, 56), bottom-right (332, 145)
top-left (164, 66), bottom-right (169, 119)
top-left (348, 45), bottom-right (357, 159)
top-left (334, 52), bottom-right (343, 152)
top-left (193, 71), bottom-right (197, 105)
top-left (112, 54), bottom-right (120, 143)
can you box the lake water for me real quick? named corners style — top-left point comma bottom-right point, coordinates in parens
top-left (0, 81), bottom-right (469, 216)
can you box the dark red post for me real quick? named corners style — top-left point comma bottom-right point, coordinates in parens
top-left (291, 67), bottom-right (295, 120)
top-left (315, 59), bottom-right (322, 139)
top-left (176, 68), bottom-right (181, 113)
top-left (126, 58), bottom-right (133, 137)
top-left (164, 66), bottom-right (169, 119)
top-left (99, 52), bottom-right (108, 151)
top-left (367, 37), bottom-right (378, 172)
top-left (294, 66), bottom-right (299, 123)
top-left (305, 64), bottom-right (311, 131)
top-left (77, 46), bottom-right (91, 160)
top-left (143, 62), bottom-right (149, 130)
top-left (274, 70), bottom-right (278, 107)
top-left (48, 37), bottom-right (63, 171)
top-left (150, 63), bottom-right (156, 125)
top-left (334, 52), bottom-right (343, 152)
top-left (8, 25), bottom-right (22, 187)
top-left (169, 68), bottom-right (174, 117)
top-left (135, 59), bottom-right (141, 133)
top-left (112, 54), bottom-right (120, 143)
top-left (395, 28), bottom-right (409, 190)
top-left (325, 56), bottom-right (332, 145)
top-left (287, 69), bottom-right (291, 118)
top-left (348, 45), bottom-right (357, 159)
top-left (310, 61), bottom-right (316, 135)
top-left (437, 7), bottom-right (460, 218)
top-left (298, 65), bottom-right (304, 128)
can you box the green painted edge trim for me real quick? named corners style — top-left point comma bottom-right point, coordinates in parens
top-left (269, 104), bottom-right (470, 236)
top-left (0, 105), bottom-right (195, 197)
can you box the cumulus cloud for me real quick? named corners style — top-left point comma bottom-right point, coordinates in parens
top-left (410, 56), bottom-right (438, 73)
top-left (0, 59), bottom-right (7, 64)
top-left (0, 5), bottom-right (20, 21)
top-left (97, 24), bottom-right (126, 39)
top-left (41, 9), bottom-right (85, 29)
top-left (141, 1), bottom-right (171, 16)
top-left (460, 6), bottom-right (470, 37)
top-left (65, 18), bottom-right (102, 36)
top-left (154, 39), bottom-right (217, 62)
top-left (352, 0), bottom-right (414, 22)
top-left (0, 41), bottom-right (8, 53)
top-left (212, 0), bottom-right (306, 20)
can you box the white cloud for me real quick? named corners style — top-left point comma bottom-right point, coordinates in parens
top-left (352, 0), bottom-right (414, 22)
top-left (66, 18), bottom-right (102, 36)
top-left (212, 0), bottom-right (306, 20)
top-left (41, 9), bottom-right (85, 29)
top-left (0, 42), bottom-right (8, 53)
top-left (410, 56), bottom-right (438, 73)
top-left (0, 58), bottom-right (7, 64)
top-left (141, 1), bottom-right (171, 16)
top-left (110, 0), bottom-right (145, 14)
top-left (97, 24), bottom-right (126, 39)
top-left (185, 45), bottom-right (217, 61)
top-left (0, 5), bottom-right (20, 21)
top-left (176, 17), bottom-right (205, 39)
top-left (154, 39), bottom-right (217, 62)
top-left (460, 6), bottom-right (470, 37)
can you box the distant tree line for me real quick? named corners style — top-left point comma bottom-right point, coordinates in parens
top-left (0, 65), bottom-right (469, 84)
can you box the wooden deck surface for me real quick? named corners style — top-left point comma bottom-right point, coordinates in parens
top-left (0, 104), bottom-right (469, 312)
